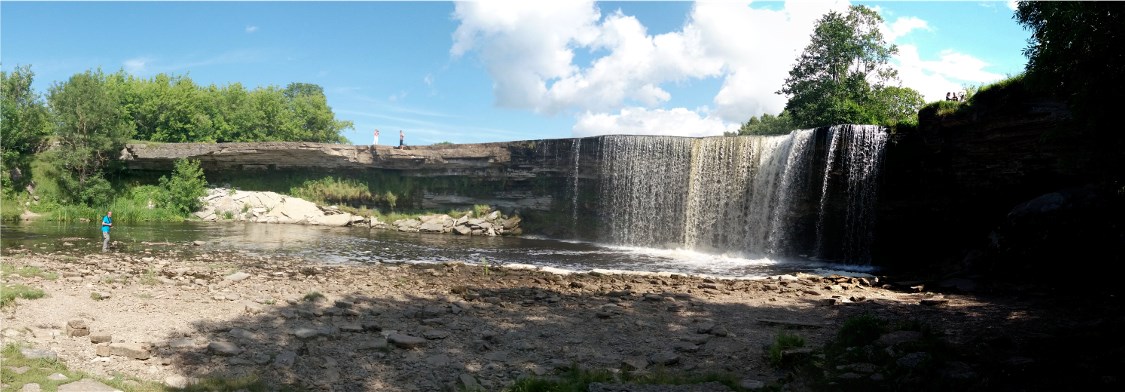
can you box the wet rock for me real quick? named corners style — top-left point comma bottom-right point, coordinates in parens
top-left (739, 379), bottom-right (765, 389)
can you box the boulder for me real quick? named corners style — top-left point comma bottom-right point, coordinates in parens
top-left (109, 343), bottom-right (150, 360)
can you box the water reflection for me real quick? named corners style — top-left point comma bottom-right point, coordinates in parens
top-left (0, 221), bottom-right (872, 279)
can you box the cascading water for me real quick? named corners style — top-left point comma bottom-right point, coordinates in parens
top-left (591, 126), bottom-right (887, 264)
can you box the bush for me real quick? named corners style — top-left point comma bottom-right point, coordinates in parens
top-left (473, 204), bottom-right (492, 218)
top-left (158, 159), bottom-right (207, 215)
top-left (767, 331), bottom-right (807, 366)
top-left (290, 176), bottom-right (372, 205)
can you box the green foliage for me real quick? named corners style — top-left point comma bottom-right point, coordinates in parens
top-left (1016, 1), bottom-right (1124, 133)
top-left (779, 5), bottom-right (924, 128)
top-left (1, 264), bottom-right (59, 280)
top-left (473, 204), bottom-right (492, 218)
top-left (1, 284), bottom-right (46, 307)
top-left (767, 331), bottom-right (807, 366)
top-left (836, 313), bottom-right (886, 347)
top-left (384, 191), bottom-right (398, 211)
top-left (303, 291), bottom-right (326, 302)
top-left (917, 74), bottom-right (1028, 125)
top-left (43, 69), bottom-right (135, 206)
top-left (730, 111), bottom-right (797, 136)
top-left (1, 65), bottom-right (51, 196)
top-left (157, 159), bottom-right (207, 215)
top-left (290, 176), bottom-right (373, 205)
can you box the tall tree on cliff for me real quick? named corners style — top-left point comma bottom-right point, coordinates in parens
top-left (1, 65), bottom-right (51, 193)
top-left (44, 70), bottom-right (135, 206)
top-left (1016, 2), bottom-right (1124, 146)
top-left (778, 5), bottom-right (924, 128)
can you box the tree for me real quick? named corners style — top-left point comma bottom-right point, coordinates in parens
top-left (778, 5), bottom-right (921, 128)
top-left (1016, 2), bottom-right (1124, 131)
top-left (45, 70), bottom-right (135, 206)
top-left (728, 111), bottom-right (797, 136)
top-left (158, 159), bottom-right (207, 215)
top-left (1, 65), bottom-right (51, 193)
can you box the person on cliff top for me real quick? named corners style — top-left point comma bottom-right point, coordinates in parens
top-left (101, 211), bottom-right (113, 252)
top-left (399, 130), bottom-right (405, 149)
top-left (374, 128), bottom-right (380, 146)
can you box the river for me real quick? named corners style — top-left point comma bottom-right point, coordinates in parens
top-left (0, 220), bottom-right (873, 279)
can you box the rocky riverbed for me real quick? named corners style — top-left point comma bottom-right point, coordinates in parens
top-left (1, 246), bottom-right (1121, 391)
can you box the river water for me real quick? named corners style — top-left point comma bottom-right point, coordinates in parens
top-left (0, 220), bottom-right (872, 279)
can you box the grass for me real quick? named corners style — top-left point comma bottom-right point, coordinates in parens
top-left (766, 331), bottom-right (807, 366)
top-left (473, 204), bottom-right (492, 218)
top-left (90, 292), bottom-right (108, 301)
top-left (0, 284), bottom-right (46, 308)
top-left (1, 264), bottom-right (58, 280)
top-left (138, 269), bottom-right (159, 286)
top-left (0, 342), bottom-right (285, 392)
top-left (917, 73), bottom-right (1029, 126)
top-left (290, 176), bottom-right (374, 205)
top-left (302, 291), bottom-right (326, 302)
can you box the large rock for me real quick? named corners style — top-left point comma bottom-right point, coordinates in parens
top-left (108, 343), bottom-right (151, 360)
top-left (310, 213), bottom-right (357, 227)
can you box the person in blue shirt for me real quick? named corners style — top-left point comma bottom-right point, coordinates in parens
top-left (101, 211), bottom-right (113, 252)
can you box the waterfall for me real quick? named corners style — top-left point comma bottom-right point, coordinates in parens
top-left (591, 126), bottom-right (887, 264)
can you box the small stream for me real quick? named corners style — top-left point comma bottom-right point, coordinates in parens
top-left (0, 221), bottom-right (872, 279)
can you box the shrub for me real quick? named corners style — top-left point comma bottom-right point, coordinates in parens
top-left (158, 159), bottom-right (207, 215)
top-left (767, 331), bottom-right (807, 366)
top-left (473, 204), bottom-right (492, 218)
top-left (1, 284), bottom-right (45, 307)
top-left (291, 176), bottom-right (372, 205)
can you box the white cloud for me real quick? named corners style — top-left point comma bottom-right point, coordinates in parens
top-left (450, 0), bottom-right (851, 136)
top-left (123, 57), bottom-right (149, 74)
top-left (1006, 1), bottom-right (1019, 11)
top-left (881, 16), bottom-right (930, 41)
top-left (245, 25), bottom-right (259, 33)
top-left (451, 1), bottom-right (1006, 137)
top-left (573, 107), bottom-right (736, 137)
top-left (894, 45), bottom-right (1006, 101)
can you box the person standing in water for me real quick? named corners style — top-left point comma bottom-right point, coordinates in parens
top-left (101, 211), bottom-right (113, 251)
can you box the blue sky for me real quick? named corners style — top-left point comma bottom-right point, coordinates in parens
top-left (1, 1), bottom-right (1030, 145)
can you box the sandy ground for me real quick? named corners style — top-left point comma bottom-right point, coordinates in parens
top-left (1, 243), bottom-right (1119, 391)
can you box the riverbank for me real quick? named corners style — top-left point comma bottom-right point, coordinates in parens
top-left (2, 247), bottom-right (1119, 391)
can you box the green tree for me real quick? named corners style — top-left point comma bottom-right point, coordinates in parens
top-left (45, 70), bottom-right (135, 206)
top-left (1, 65), bottom-right (51, 193)
top-left (778, 5), bottom-right (921, 128)
top-left (729, 111), bottom-right (797, 136)
top-left (870, 86), bottom-right (926, 126)
top-left (157, 159), bottom-right (207, 215)
top-left (1016, 1), bottom-right (1124, 131)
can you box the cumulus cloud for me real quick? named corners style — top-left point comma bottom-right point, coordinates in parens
top-left (1006, 1), bottom-right (1019, 11)
top-left (894, 45), bottom-right (1006, 101)
top-left (451, 0), bottom-right (1005, 137)
top-left (881, 16), bottom-right (930, 41)
top-left (451, 1), bottom-right (853, 136)
top-left (573, 107), bottom-right (736, 137)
